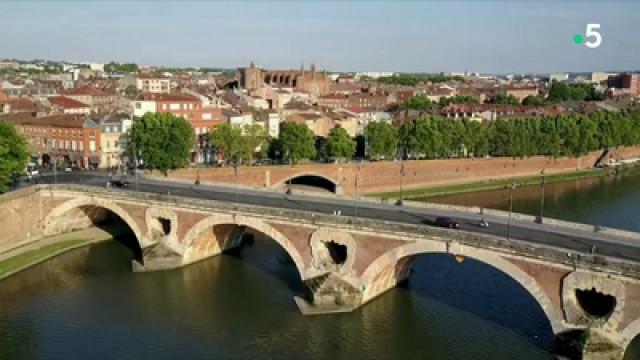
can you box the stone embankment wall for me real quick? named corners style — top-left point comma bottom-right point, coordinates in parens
top-left (0, 187), bottom-right (44, 253)
top-left (163, 146), bottom-right (640, 195)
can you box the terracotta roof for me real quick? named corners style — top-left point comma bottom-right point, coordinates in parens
top-left (136, 92), bottom-right (200, 102)
top-left (63, 87), bottom-right (109, 97)
top-left (0, 97), bottom-right (38, 112)
top-left (48, 96), bottom-right (90, 109)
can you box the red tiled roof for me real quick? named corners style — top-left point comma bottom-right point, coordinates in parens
top-left (136, 92), bottom-right (200, 102)
top-left (48, 96), bottom-right (90, 109)
top-left (63, 87), bottom-right (109, 97)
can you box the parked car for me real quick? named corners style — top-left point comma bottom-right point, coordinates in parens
top-left (434, 217), bottom-right (460, 229)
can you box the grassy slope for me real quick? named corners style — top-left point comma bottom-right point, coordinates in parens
top-left (0, 239), bottom-right (86, 277)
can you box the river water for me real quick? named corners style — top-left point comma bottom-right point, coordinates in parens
top-left (1, 170), bottom-right (640, 359)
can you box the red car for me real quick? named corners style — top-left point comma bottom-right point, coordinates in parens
top-left (435, 217), bottom-right (460, 229)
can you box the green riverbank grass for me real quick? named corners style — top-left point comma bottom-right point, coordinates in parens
top-left (370, 169), bottom-right (612, 201)
top-left (0, 239), bottom-right (86, 278)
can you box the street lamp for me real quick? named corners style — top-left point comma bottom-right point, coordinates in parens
top-left (397, 147), bottom-right (405, 206)
top-left (234, 155), bottom-right (241, 203)
top-left (354, 161), bottom-right (361, 218)
top-left (535, 168), bottom-right (546, 224)
top-left (507, 181), bottom-right (517, 240)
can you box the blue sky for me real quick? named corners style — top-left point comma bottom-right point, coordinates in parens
top-left (1, 1), bottom-right (638, 73)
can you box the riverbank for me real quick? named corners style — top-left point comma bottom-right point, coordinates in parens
top-left (370, 164), bottom-right (640, 201)
top-left (0, 227), bottom-right (117, 281)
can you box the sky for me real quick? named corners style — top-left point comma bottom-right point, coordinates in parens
top-left (1, 0), bottom-right (638, 74)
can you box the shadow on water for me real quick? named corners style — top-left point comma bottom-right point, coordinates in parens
top-left (399, 254), bottom-right (555, 351)
top-left (223, 230), bottom-right (307, 296)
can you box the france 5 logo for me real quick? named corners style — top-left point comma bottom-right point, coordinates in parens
top-left (574, 24), bottom-right (602, 49)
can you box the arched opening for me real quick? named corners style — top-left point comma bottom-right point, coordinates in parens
top-left (45, 204), bottom-right (144, 264)
top-left (362, 250), bottom-right (557, 352)
top-left (283, 174), bottom-right (337, 194)
top-left (186, 223), bottom-right (306, 299)
top-left (624, 333), bottom-right (640, 359)
top-left (575, 288), bottom-right (616, 318)
top-left (325, 241), bottom-right (347, 265)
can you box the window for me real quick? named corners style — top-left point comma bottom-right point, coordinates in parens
top-left (89, 141), bottom-right (96, 152)
top-left (89, 130), bottom-right (95, 137)
top-left (106, 140), bottom-right (110, 149)
top-left (79, 142), bottom-right (84, 151)
top-left (169, 103), bottom-right (180, 110)
top-left (135, 102), bottom-right (141, 109)
top-left (202, 113), bottom-right (212, 120)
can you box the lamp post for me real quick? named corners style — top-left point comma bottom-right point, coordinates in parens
top-left (535, 168), bottom-right (546, 224)
top-left (397, 147), bottom-right (405, 206)
top-left (131, 132), bottom-right (139, 192)
top-left (354, 162), bottom-right (361, 218)
top-left (234, 155), bottom-right (241, 203)
top-left (507, 181), bottom-right (517, 240)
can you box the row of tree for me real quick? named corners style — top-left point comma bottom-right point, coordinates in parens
top-left (395, 110), bottom-right (640, 159)
top-left (377, 73), bottom-right (465, 86)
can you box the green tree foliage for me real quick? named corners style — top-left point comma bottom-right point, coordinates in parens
top-left (0, 120), bottom-right (30, 191)
top-left (393, 110), bottom-right (640, 159)
top-left (241, 124), bottom-right (269, 163)
top-left (486, 92), bottom-right (520, 105)
top-left (547, 81), bottom-right (603, 103)
top-left (403, 95), bottom-right (436, 112)
top-left (274, 122), bottom-right (317, 163)
top-left (209, 123), bottom-right (243, 164)
top-left (210, 124), bottom-right (269, 164)
top-left (104, 62), bottom-right (139, 73)
top-left (322, 126), bottom-right (356, 161)
top-left (126, 112), bottom-right (194, 175)
top-left (377, 73), bottom-right (464, 86)
top-left (364, 122), bottom-right (398, 159)
top-left (522, 96), bottom-right (546, 106)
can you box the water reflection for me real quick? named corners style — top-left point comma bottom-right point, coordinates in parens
top-left (0, 232), bottom-right (560, 359)
top-left (422, 169), bottom-right (640, 232)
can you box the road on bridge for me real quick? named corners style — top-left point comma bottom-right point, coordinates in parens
top-left (26, 171), bottom-right (640, 264)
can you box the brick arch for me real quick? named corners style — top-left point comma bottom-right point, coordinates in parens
top-left (181, 214), bottom-right (308, 279)
top-left (43, 196), bottom-right (150, 248)
top-left (620, 318), bottom-right (640, 351)
top-left (358, 242), bottom-right (565, 334)
top-left (274, 172), bottom-right (341, 193)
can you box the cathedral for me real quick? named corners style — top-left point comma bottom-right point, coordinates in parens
top-left (238, 62), bottom-right (331, 97)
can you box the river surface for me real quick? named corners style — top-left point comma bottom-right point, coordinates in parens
top-left (1, 170), bottom-right (640, 359)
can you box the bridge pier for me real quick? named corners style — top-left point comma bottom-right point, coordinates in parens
top-left (555, 329), bottom-right (625, 360)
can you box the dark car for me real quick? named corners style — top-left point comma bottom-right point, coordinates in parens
top-left (434, 217), bottom-right (460, 229)
top-left (111, 179), bottom-right (129, 188)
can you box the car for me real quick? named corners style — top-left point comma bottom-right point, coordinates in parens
top-left (434, 217), bottom-right (460, 229)
top-left (111, 179), bottom-right (129, 188)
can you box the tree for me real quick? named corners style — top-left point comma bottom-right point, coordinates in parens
top-left (0, 120), bottom-right (30, 192)
top-left (241, 124), bottom-right (269, 163)
top-left (322, 125), bottom-right (356, 161)
top-left (522, 95), bottom-right (546, 106)
top-left (277, 122), bottom-right (316, 163)
top-left (209, 123), bottom-right (243, 164)
top-left (364, 122), bottom-right (398, 159)
top-left (126, 112), bottom-right (194, 175)
top-left (486, 92), bottom-right (520, 105)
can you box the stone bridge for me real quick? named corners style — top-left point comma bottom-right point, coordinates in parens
top-left (17, 185), bottom-right (640, 358)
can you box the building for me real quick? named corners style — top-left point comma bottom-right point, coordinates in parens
top-left (608, 73), bottom-right (640, 97)
top-left (239, 62), bottom-right (331, 97)
top-left (504, 85), bottom-right (539, 102)
top-left (136, 75), bottom-right (171, 93)
top-left (441, 103), bottom-right (564, 121)
top-left (5, 114), bottom-right (101, 168)
top-left (99, 113), bottom-right (132, 169)
top-left (355, 71), bottom-right (394, 79)
top-left (63, 87), bottom-right (117, 113)
top-left (47, 96), bottom-right (92, 115)
top-left (132, 93), bottom-right (225, 142)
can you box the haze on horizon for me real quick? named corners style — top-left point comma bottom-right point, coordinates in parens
top-left (1, 0), bottom-right (638, 74)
